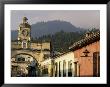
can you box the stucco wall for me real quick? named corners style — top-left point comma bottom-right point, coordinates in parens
top-left (74, 41), bottom-right (100, 76)
top-left (31, 42), bottom-right (50, 50)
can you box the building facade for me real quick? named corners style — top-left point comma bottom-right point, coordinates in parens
top-left (53, 52), bottom-right (78, 77)
top-left (41, 52), bottom-right (77, 77)
top-left (69, 31), bottom-right (100, 77)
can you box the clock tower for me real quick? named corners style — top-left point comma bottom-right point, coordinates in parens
top-left (18, 17), bottom-right (31, 49)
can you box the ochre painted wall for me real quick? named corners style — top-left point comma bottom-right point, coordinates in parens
top-left (74, 41), bottom-right (100, 77)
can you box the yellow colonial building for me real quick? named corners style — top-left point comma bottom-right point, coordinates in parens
top-left (11, 17), bottom-right (51, 77)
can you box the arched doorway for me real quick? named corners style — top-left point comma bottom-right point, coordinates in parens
top-left (68, 61), bottom-right (73, 77)
top-left (63, 60), bottom-right (66, 77)
top-left (11, 53), bottom-right (40, 77)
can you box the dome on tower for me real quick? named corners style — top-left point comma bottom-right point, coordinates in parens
top-left (19, 17), bottom-right (31, 28)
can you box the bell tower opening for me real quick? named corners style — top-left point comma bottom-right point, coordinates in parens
top-left (22, 40), bottom-right (27, 49)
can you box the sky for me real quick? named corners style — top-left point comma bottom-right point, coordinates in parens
top-left (11, 10), bottom-right (100, 30)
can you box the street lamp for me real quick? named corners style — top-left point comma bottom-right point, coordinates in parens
top-left (81, 49), bottom-right (90, 57)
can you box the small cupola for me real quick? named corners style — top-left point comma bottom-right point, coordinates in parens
top-left (23, 17), bottom-right (28, 23)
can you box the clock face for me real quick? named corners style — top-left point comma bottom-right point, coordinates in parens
top-left (22, 29), bottom-right (28, 36)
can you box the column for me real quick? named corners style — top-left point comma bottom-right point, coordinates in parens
top-left (72, 62), bottom-right (74, 77)
top-left (61, 61), bottom-right (63, 77)
top-left (66, 61), bottom-right (68, 77)
top-left (77, 63), bottom-right (80, 77)
top-left (48, 64), bottom-right (50, 77)
top-left (52, 64), bottom-right (55, 77)
top-left (57, 62), bottom-right (59, 77)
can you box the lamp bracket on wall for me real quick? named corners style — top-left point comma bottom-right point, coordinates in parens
top-left (81, 49), bottom-right (90, 57)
